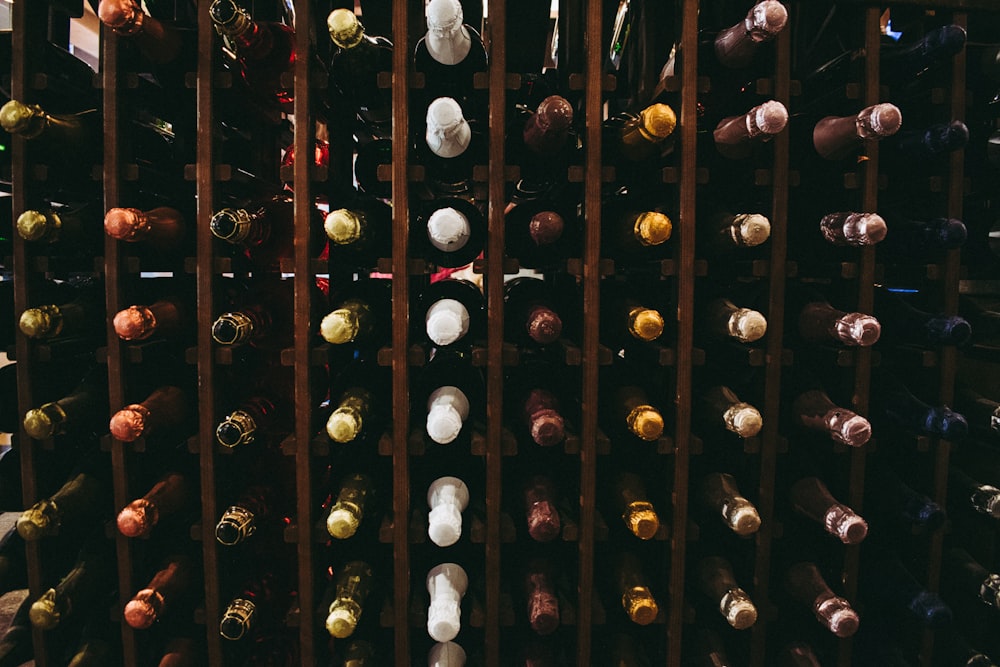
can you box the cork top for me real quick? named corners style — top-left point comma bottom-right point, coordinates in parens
top-left (325, 209), bottom-right (363, 245)
top-left (328, 8), bottom-right (364, 49)
top-left (117, 498), bottom-right (157, 538)
top-left (321, 308), bottom-right (361, 344)
top-left (639, 103), bottom-right (677, 140)
top-left (0, 100), bottom-right (38, 135)
top-left (634, 211), bottom-right (672, 246)
top-left (629, 308), bottom-right (664, 341)
top-left (16, 210), bottom-right (54, 241)
top-left (104, 207), bottom-right (146, 240)
top-left (110, 405), bottom-right (149, 442)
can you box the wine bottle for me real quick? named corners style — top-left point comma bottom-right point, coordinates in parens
top-left (22, 367), bottom-right (108, 440)
top-left (354, 137), bottom-right (393, 200)
top-left (104, 205), bottom-right (186, 251)
top-left (874, 288), bottom-right (972, 347)
top-left (420, 96), bottom-right (484, 195)
top-left (894, 119), bottom-right (970, 159)
top-left (507, 365), bottom-right (568, 448)
top-left (326, 358), bottom-right (389, 445)
top-left (427, 476), bottom-right (470, 547)
top-left (209, 0), bottom-right (296, 113)
top-left (789, 476), bottom-right (868, 545)
top-left (606, 382), bottom-right (665, 443)
top-left (614, 552), bottom-right (660, 626)
top-left (612, 471), bottom-right (661, 540)
top-left (881, 24), bottom-right (968, 85)
top-left (696, 555), bottom-right (758, 630)
top-left (784, 562), bottom-right (860, 637)
top-left (0, 99), bottom-right (101, 163)
top-left (792, 287), bottom-right (881, 347)
top-left (320, 278), bottom-right (392, 348)
top-left (212, 277), bottom-right (309, 349)
top-left (219, 571), bottom-right (292, 641)
top-left (426, 562), bottom-right (468, 642)
top-left (17, 459), bottom-right (111, 541)
top-left (523, 474), bottom-right (561, 543)
top-left (609, 102), bottom-right (678, 163)
top-left (216, 386), bottom-right (296, 450)
top-left (872, 371), bottom-right (968, 440)
top-left (600, 281), bottom-right (666, 347)
top-left (787, 372), bottom-right (872, 447)
top-left (418, 278), bottom-right (485, 348)
top-left (942, 547), bottom-right (1000, 611)
top-left (414, 0), bottom-right (488, 120)
top-left (819, 211), bottom-right (888, 247)
top-left (29, 537), bottom-right (114, 630)
top-left (211, 194), bottom-right (325, 268)
top-left (326, 473), bottom-right (373, 540)
top-left (117, 471), bottom-right (192, 538)
top-left (949, 467), bottom-right (1000, 521)
top-left (124, 554), bottom-right (195, 629)
top-left (865, 466), bottom-right (946, 534)
top-left (700, 206), bottom-right (772, 253)
top-left (508, 95), bottom-right (577, 194)
top-left (523, 558), bottom-right (560, 636)
top-left (504, 198), bottom-right (576, 270)
top-left (702, 297), bottom-right (767, 344)
top-left (704, 0), bottom-right (789, 70)
top-left (110, 385), bottom-right (189, 443)
top-left (698, 385), bottom-right (763, 438)
top-left (18, 277), bottom-right (105, 341)
top-left (698, 472), bottom-right (761, 536)
top-left (504, 276), bottom-right (571, 347)
top-left (324, 196), bottom-right (393, 268)
top-left (713, 100), bottom-right (788, 160)
top-left (880, 215), bottom-right (967, 253)
top-left (15, 204), bottom-right (102, 253)
top-left (215, 483), bottom-right (282, 546)
top-left (112, 296), bottom-right (189, 342)
top-left (812, 103), bottom-right (903, 161)
top-left (414, 196), bottom-right (486, 268)
top-left (862, 555), bottom-right (952, 627)
top-left (429, 641), bottom-right (466, 667)
top-left (325, 560), bottom-right (375, 639)
top-left (326, 8), bottom-right (393, 133)
top-left (420, 348), bottom-right (484, 446)
top-left (97, 0), bottom-right (185, 66)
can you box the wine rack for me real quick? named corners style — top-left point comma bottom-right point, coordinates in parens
top-left (6, 0), bottom-right (999, 665)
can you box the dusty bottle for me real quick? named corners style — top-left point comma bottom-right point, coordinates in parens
top-left (697, 555), bottom-right (758, 630)
top-left (427, 563), bottom-right (468, 642)
top-left (784, 562), bottom-right (859, 637)
top-left (124, 554), bottom-right (195, 629)
top-left (117, 471), bottom-right (191, 538)
top-left (110, 385), bottom-right (189, 443)
top-left (325, 560), bottom-right (375, 639)
top-left (326, 473), bottom-right (374, 540)
top-left (613, 471), bottom-right (661, 540)
top-left (104, 206), bottom-right (186, 251)
top-left (789, 476), bottom-right (868, 545)
top-left (427, 476), bottom-right (470, 547)
top-left (699, 472), bottom-right (761, 536)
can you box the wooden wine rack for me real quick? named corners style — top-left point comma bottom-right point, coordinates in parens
top-left (6, 0), bottom-right (997, 665)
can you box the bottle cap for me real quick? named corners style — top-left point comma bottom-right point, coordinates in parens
top-left (428, 503), bottom-right (463, 547)
top-left (209, 0), bottom-right (239, 25)
top-left (16, 500), bottom-right (57, 540)
top-left (639, 103), bottom-right (677, 140)
top-left (733, 213), bottom-right (771, 247)
top-left (720, 588), bottom-right (758, 629)
top-left (932, 217), bottom-right (968, 249)
top-left (104, 207), bottom-right (147, 241)
top-left (528, 211), bottom-right (565, 247)
top-left (526, 500), bottom-right (561, 542)
top-left (427, 602), bottom-right (462, 642)
top-left (427, 404), bottom-right (465, 444)
top-left (110, 404), bottom-right (150, 442)
top-left (425, 97), bottom-right (472, 158)
top-left (427, 207), bottom-right (471, 252)
top-left (534, 95), bottom-right (574, 133)
top-left (98, 0), bottom-right (142, 32)
top-left (425, 0), bottom-right (463, 33)
top-left (219, 598), bottom-right (255, 640)
top-left (325, 209), bottom-right (363, 245)
top-left (327, 407), bottom-right (363, 443)
top-left (29, 589), bottom-right (60, 630)
top-left (829, 410), bottom-right (871, 447)
top-left (426, 298), bottom-right (470, 346)
top-left (833, 312), bottom-right (880, 347)
top-left (528, 408), bottom-right (565, 447)
top-left (624, 502), bottom-right (660, 540)
top-left (210, 208), bottom-right (252, 244)
top-left (326, 605), bottom-right (359, 638)
top-left (0, 100), bottom-right (38, 135)
top-left (215, 505), bottom-right (256, 545)
top-left (525, 306), bottom-right (562, 344)
top-left (16, 210), bottom-right (54, 241)
top-left (623, 586), bottom-right (659, 625)
top-left (726, 498), bottom-right (762, 536)
top-left (327, 507), bottom-right (360, 539)
top-left (626, 405), bottom-right (664, 441)
top-left (212, 312), bottom-right (254, 346)
top-left (724, 403), bottom-right (763, 438)
top-left (117, 498), bottom-right (158, 538)
top-left (910, 590), bottom-right (953, 627)
top-left (629, 308), bottom-right (664, 341)
top-left (753, 100), bottom-right (788, 135)
top-left (925, 315), bottom-right (972, 346)
top-left (936, 407), bottom-right (969, 441)
top-left (428, 641), bottom-right (467, 666)
top-left (113, 305), bottom-right (156, 341)
top-left (328, 8), bottom-right (364, 49)
top-left (527, 589), bottom-right (560, 635)
top-left (23, 403), bottom-right (62, 439)
top-left (18, 306), bottom-right (59, 339)
top-left (730, 308), bottom-right (767, 343)
top-left (634, 211), bottom-right (672, 246)
top-left (868, 103), bottom-right (903, 137)
top-left (216, 409), bottom-right (257, 448)
top-left (124, 589), bottom-right (164, 629)
top-left (321, 308), bottom-right (361, 344)
top-left (748, 0), bottom-right (788, 40)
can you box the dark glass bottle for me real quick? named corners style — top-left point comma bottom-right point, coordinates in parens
top-left (504, 276), bottom-right (568, 348)
top-left (117, 471), bottom-right (192, 538)
top-left (124, 554), bottom-right (195, 629)
top-left (508, 95), bottom-right (577, 193)
top-left (15, 204), bottom-right (102, 253)
top-left (419, 348), bottom-right (484, 446)
top-left (601, 201), bottom-right (674, 261)
top-left (786, 370), bottom-right (872, 447)
top-left (109, 385), bottom-right (189, 443)
top-left (872, 371), bottom-right (968, 440)
top-left (320, 278), bottom-right (393, 349)
top-left (599, 280), bottom-right (666, 348)
top-left (819, 211), bottom-right (887, 247)
top-left (696, 555), bottom-right (758, 630)
top-left (219, 571), bottom-right (293, 641)
top-left (606, 382), bottom-right (666, 443)
top-left (874, 288), bottom-right (972, 347)
top-left (324, 196), bottom-right (392, 268)
top-left (812, 103), bottom-right (903, 161)
top-left (710, 0), bottom-right (789, 70)
top-left (699, 472), bottom-right (761, 537)
top-left (699, 206), bottom-right (772, 253)
top-left (213, 277), bottom-right (325, 350)
top-left (880, 215), bottom-right (968, 254)
top-left (864, 467), bottom-right (946, 534)
top-left (104, 205), bottom-right (186, 251)
top-left (325, 357), bottom-right (390, 446)
top-left (881, 24), bottom-right (968, 85)
top-left (861, 556), bottom-right (953, 627)
top-left (942, 547), bottom-right (1000, 611)
top-left (955, 384), bottom-right (1000, 440)
top-left (894, 119), bottom-right (970, 159)
top-left (417, 278), bottom-right (485, 349)
top-left (507, 363), bottom-right (569, 448)
top-left (17, 457), bottom-right (111, 541)
top-left (324, 560), bottom-right (375, 639)
top-left (702, 296), bottom-right (767, 344)
top-left (0, 99), bottom-right (101, 164)
top-left (608, 102), bottom-right (678, 163)
top-left (97, 0), bottom-right (185, 66)
top-left (18, 277), bottom-right (106, 341)
top-left (419, 96), bottom-right (485, 196)
top-left (112, 297), bottom-right (188, 343)
top-left (613, 552), bottom-right (660, 626)
top-left (612, 471), bottom-right (661, 541)
top-left (215, 483), bottom-right (282, 546)
top-left (210, 195), bottom-right (325, 268)
top-left (713, 99), bottom-right (789, 160)
top-left (698, 385), bottom-right (763, 439)
top-left (29, 537), bottom-right (115, 630)
top-left (326, 8), bottom-right (394, 134)
top-left (949, 467), bottom-right (1000, 521)
top-left (22, 368), bottom-right (108, 440)
top-left (791, 287), bottom-right (881, 347)
top-left (413, 196), bottom-right (486, 268)
top-left (504, 197), bottom-right (577, 270)
top-left (523, 558), bottom-right (560, 636)
top-left (413, 0), bottom-right (488, 120)
top-left (216, 389), bottom-right (292, 450)
top-left (784, 562), bottom-right (860, 637)
top-left (325, 473), bottom-right (374, 540)
top-left (789, 477), bottom-right (868, 545)
top-left (523, 474), bottom-right (561, 543)
top-left (209, 0), bottom-right (296, 112)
